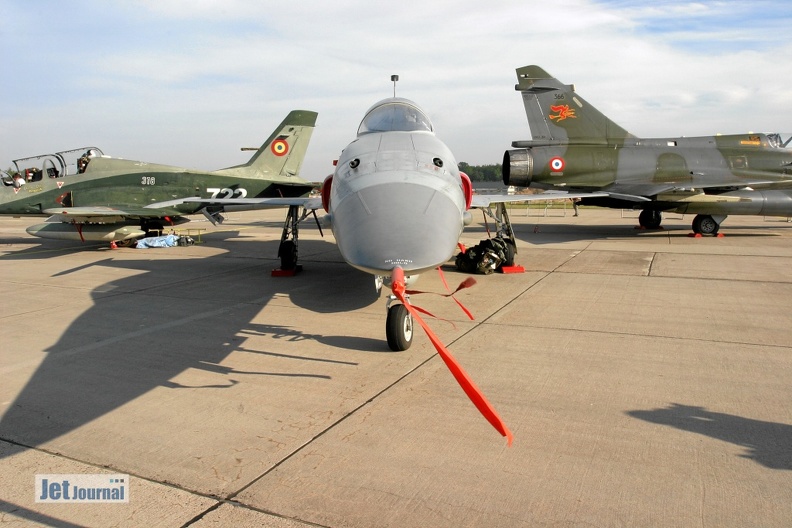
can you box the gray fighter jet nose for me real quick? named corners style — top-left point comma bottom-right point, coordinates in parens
top-left (331, 179), bottom-right (463, 276)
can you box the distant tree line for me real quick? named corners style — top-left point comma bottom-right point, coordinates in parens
top-left (458, 162), bottom-right (502, 182)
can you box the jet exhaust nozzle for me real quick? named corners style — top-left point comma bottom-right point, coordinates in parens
top-left (503, 149), bottom-right (533, 187)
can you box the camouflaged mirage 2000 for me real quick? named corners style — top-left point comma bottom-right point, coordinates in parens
top-left (503, 65), bottom-right (792, 234)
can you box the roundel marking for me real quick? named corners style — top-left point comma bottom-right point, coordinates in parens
top-left (271, 139), bottom-right (289, 156)
top-left (549, 157), bottom-right (565, 172)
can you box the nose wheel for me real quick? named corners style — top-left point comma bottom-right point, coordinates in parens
top-left (386, 303), bottom-right (413, 351)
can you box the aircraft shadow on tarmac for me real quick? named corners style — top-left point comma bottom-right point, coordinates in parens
top-left (462, 218), bottom-right (672, 245)
top-left (627, 403), bottom-right (792, 470)
top-left (0, 498), bottom-right (84, 528)
top-left (0, 231), bottom-right (385, 463)
top-left (460, 212), bottom-right (788, 246)
top-left (520, 222), bottom-right (784, 244)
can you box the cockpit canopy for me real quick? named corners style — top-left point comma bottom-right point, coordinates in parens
top-left (357, 98), bottom-right (434, 136)
top-left (767, 133), bottom-right (792, 149)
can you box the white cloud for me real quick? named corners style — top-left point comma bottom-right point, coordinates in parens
top-left (2, 0), bottom-right (791, 179)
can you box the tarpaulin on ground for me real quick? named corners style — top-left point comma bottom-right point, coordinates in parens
top-left (136, 234), bottom-right (180, 249)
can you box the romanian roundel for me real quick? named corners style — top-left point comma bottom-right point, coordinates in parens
top-left (549, 156), bottom-right (565, 172)
top-left (271, 139), bottom-right (289, 156)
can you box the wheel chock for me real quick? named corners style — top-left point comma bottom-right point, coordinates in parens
top-left (500, 265), bottom-right (525, 274)
top-left (272, 265), bottom-right (302, 277)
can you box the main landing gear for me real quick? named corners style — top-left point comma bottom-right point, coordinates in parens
top-left (480, 202), bottom-right (518, 261)
top-left (277, 205), bottom-right (301, 271)
top-left (638, 209), bottom-right (663, 230)
top-left (460, 202), bottom-right (518, 274)
top-left (691, 214), bottom-right (722, 236)
top-left (275, 205), bottom-right (322, 273)
top-left (637, 209), bottom-right (725, 235)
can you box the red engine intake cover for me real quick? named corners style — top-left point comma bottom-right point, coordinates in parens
top-left (321, 174), bottom-right (333, 213)
top-left (460, 171), bottom-right (473, 210)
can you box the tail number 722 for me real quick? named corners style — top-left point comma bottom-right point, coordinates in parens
top-left (207, 188), bottom-right (248, 199)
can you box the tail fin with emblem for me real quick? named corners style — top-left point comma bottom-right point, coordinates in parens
top-left (514, 65), bottom-right (636, 144)
top-left (213, 110), bottom-right (318, 181)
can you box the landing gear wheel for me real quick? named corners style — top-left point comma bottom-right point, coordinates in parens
top-left (503, 239), bottom-right (516, 267)
top-left (386, 304), bottom-right (413, 351)
top-left (278, 240), bottom-right (297, 270)
top-left (692, 214), bottom-right (719, 235)
top-left (116, 239), bottom-right (136, 248)
top-left (638, 209), bottom-right (662, 229)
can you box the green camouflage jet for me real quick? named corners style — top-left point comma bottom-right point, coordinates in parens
top-left (502, 65), bottom-right (792, 234)
top-left (1, 110), bottom-right (317, 244)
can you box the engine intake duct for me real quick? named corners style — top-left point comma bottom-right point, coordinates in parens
top-left (502, 149), bottom-right (533, 187)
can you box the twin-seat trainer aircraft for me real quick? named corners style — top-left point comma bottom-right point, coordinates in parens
top-left (502, 65), bottom-right (792, 234)
top-left (0, 110), bottom-right (317, 243)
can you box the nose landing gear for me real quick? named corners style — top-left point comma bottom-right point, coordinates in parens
top-left (386, 301), bottom-right (414, 351)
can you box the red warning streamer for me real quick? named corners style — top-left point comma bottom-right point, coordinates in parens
top-left (436, 266), bottom-right (476, 320)
top-left (390, 267), bottom-right (513, 446)
top-left (403, 267), bottom-right (476, 322)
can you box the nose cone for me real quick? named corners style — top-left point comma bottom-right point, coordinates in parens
top-left (332, 179), bottom-right (463, 275)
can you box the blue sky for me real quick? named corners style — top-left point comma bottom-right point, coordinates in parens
top-left (598, 1), bottom-right (792, 51)
top-left (2, 0), bottom-right (791, 179)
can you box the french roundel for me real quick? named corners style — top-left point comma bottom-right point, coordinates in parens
top-left (271, 139), bottom-right (289, 156)
top-left (549, 157), bottom-right (565, 171)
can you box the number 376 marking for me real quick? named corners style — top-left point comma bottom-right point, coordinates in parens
top-left (207, 187), bottom-right (248, 199)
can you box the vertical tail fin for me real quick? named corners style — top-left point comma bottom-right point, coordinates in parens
top-left (514, 65), bottom-right (635, 143)
top-left (213, 110), bottom-right (318, 180)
